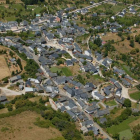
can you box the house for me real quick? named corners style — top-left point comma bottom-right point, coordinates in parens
top-left (99, 117), bottom-right (107, 124)
top-left (60, 106), bottom-right (66, 112)
top-left (85, 103), bottom-right (100, 114)
top-left (48, 72), bottom-right (57, 78)
top-left (95, 109), bottom-right (110, 117)
top-left (81, 120), bottom-right (94, 128)
top-left (0, 96), bottom-right (7, 102)
top-left (95, 52), bottom-right (103, 62)
top-left (102, 57), bottom-right (112, 69)
top-left (53, 76), bottom-right (67, 85)
top-left (50, 92), bottom-right (57, 98)
top-left (103, 87), bottom-right (111, 97)
top-left (81, 126), bottom-right (88, 134)
top-left (20, 20), bottom-right (28, 26)
top-left (115, 88), bottom-right (122, 97)
top-left (85, 83), bottom-right (97, 89)
top-left (58, 96), bottom-right (68, 103)
top-left (76, 99), bottom-right (87, 109)
top-left (66, 60), bottom-right (73, 66)
top-left (43, 31), bottom-right (54, 41)
top-left (93, 13), bottom-right (98, 17)
top-left (44, 78), bottom-right (54, 86)
top-left (44, 86), bottom-right (59, 93)
top-left (111, 16), bottom-right (116, 20)
top-left (64, 86), bottom-right (75, 97)
top-left (115, 97), bottom-right (125, 105)
top-left (121, 78), bottom-right (131, 88)
top-left (114, 82), bottom-right (122, 89)
top-left (25, 87), bottom-right (35, 93)
top-left (73, 43), bottom-right (82, 53)
top-left (113, 66), bottom-right (125, 77)
top-left (118, 12), bottom-right (124, 17)
top-left (125, 75), bottom-right (133, 83)
top-left (84, 50), bottom-right (91, 56)
top-left (19, 85), bottom-right (24, 90)
top-left (10, 58), bottom-right (16, 64)
top-left (10, 75), bottom-right (22, 83)
top-left (25, 80), bottom-right (32, 87)
top-left (28, 78), bottom-right (40, 84)
top-left (35, 84), bottom-right (44, 93)
top-left (0, 96), bottom-right (9, 104)
top-left (90, 1), bottom-right (94, 4)
top-left (66, 110), bottom-right (76, 120)
top-left (92, 91), bottom-right (105, 100)
top-left (110, 78), bottom-right (117, 84)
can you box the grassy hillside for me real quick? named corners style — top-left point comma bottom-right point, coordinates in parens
top-left (0, 111), bottom-right (64, 140)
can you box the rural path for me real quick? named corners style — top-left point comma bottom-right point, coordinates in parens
top-left (0, 87), bottom-right (23, 96)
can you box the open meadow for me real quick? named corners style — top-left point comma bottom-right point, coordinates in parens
top-left (0, 111), bottom-right (63, 140)
top-left (0, 55), bottom-right (11, 80)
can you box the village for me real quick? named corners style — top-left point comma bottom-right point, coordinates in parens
top-left (0, 0), bottom-right (140, 140)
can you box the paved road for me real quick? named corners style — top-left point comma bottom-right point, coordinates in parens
top-left (0, 87), bottom-right (24, 96)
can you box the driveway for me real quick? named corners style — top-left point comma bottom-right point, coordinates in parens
top-left (120, 83), bottom-right (137, 103)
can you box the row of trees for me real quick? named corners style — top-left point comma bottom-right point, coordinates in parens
top-left (21, 0), bottom-right (45, 5)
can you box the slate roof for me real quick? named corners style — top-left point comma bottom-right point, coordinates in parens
top-left (0, 96), bottom-right (7, 102)
top-left (99, 117), bottom-right (107, 124)
top-left (96, 109), bottom-right (110, 117)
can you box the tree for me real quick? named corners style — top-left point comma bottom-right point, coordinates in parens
top-left (112, 133), bottom-right (119, 140)
top-left (94, 37), bottom-right (102, 47)
top-left (12, 71), bottom-right (15, 76)
top-left (127, 35), bottom-right (130, 40)
top-left (16, 82), bottom-right (20, 87)
top-left (6, 0), bottom-right (10, 4)
top-left (130, 39), bottom-right (134, 48)
top-left (80, 15), bottom-right (83, 21)
top-left (17, 58), bottom-right (22, 70)
top-left (0, 103), bottom-right (5, 109)
top-left (124, 99), bottom-right (131, 107)
top-left (7, 104), bottom-right (13, 111)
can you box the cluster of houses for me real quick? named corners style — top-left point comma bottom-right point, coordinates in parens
top-left (117, 6), bottom-right (137, 18)
top-left (113, 66), bottom-right (133, 88)
top-left (55, 96), bottom-right (110, 135)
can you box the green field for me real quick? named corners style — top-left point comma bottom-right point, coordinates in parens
top-left (50, 67), bottom-right (72, 76)
top-left (119, 129), bottom-right (133, 140)
top-left (105, 100), bottom-right (117, 106)
top-left (121, 65), bottom-right (138, 80)
top-left (107, 116), bottom-right (138, 135)
top-left (0, 4), bottom-right (43, 22)
top-left (92, 74), bottom-right (104, 81)
top-left (130, 92), bottom-right (140, 100)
